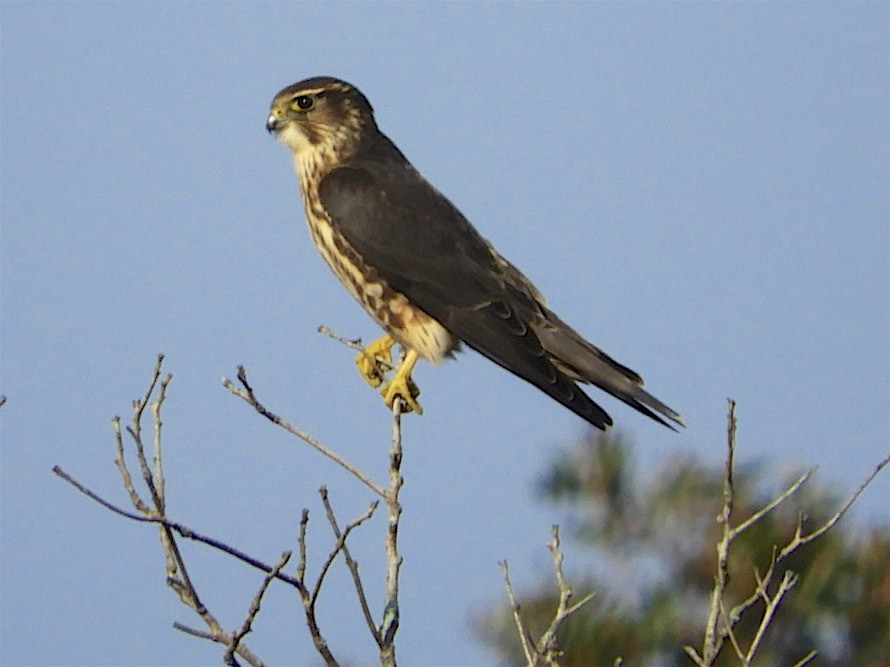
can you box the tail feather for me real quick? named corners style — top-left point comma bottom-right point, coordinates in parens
top-left (536, 312), bottom-right (684, 430)
top-left (613, 384), bottom-right (684, 431)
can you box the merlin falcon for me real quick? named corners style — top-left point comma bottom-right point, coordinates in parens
top-left (266, 76), bottom-right (683, 430)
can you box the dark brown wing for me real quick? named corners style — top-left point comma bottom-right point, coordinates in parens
top-left (317, 139), bottom-right (681, 429)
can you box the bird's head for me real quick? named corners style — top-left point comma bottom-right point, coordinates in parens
top-left (266, 76), bottom-right (376, 159)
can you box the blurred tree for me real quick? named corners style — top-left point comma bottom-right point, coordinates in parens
top-left (479, 431), bottom-right (890, 666)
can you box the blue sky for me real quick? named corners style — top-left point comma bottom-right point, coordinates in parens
top-left (2, 2), bottom-right (888, 665)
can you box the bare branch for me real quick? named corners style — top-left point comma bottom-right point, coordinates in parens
top-left (224, 366), bottom-right (387, 499)
top-left (311, 489), bottom-right (378, 609)
top-left (126, 355), bottom-right (167, 509)
top-left (72, 356), bottom-right (266, 666)
top-left (499, 560), bottom-right (537, 667)
top-left (729, 468), bottom-right (814, 540)
top-left (743, 569), bottom-right (799, 663)
top-left (226, 551), bottom-right (293, 665)
top-left (317, 325), bottom-right (395, 374)
top-left (221, 362), bottom-right (407, 664)
top-left (320, 487), bottom-right (381, 644)
top-left (687, 401), bottom-right (890, 666)
top-left (173, 622), bottom-right (219, 640)
top-left (719, 594), bottom-right (745, 663)
top-left (379, 399), bottom-right (405, 667)
top-left (53, 465), bottom-right (308, 592)
top-left (500, 526), bottom-right (595, 667)
top-left (151, 371), bottom-right (172, 512)
top-left (172, 623), bottom-right (264, 667)
top-left (287, 488), bottom-right (380, 667)
top-left (297, 508), bottom-right (310, 583)
top-left (317, 325), bottom-right (364, 351)
top-left (60, 353), bottom-right (418, 665)
top-left (695, 399), bottom-right (738, 665)
top-left (133, 354), bottom-right (165, 423)
top-left (112, 417), bottom-right (151, 515)
top-left (779, 452), bottom-right (890, 557)
top-left (537, 526), bottom-right (596, 663)
top-left (791, 649), bottom-right (818, 667)
top-left (287, 508), bottom-right (340, 666)
top-left (683, 645), bottom-right (705, 666)
top-left (55, 464), bottom-right (151, 522)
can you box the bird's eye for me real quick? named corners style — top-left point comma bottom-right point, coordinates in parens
top-left (293, 95), bottom-right (314, 111)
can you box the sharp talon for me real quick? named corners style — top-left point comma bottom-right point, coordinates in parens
top-left (381, 374), bottom-right (423, 415)
top-left (381, 348), bottom-right (423, 415)
top-left (355, 335), bottom-right (395, 388)
top-left (356, 351), bottom-right (385, 388)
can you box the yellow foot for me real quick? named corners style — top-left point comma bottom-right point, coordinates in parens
top-left (381, 349), bottom-right (423, 415)
top-left (355, 335), bottom-right (395, 388)
top-left (381, 373), bottom-right (423, 415)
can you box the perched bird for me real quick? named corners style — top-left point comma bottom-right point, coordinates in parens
top-left (266, 76), bottom-right (683, 430)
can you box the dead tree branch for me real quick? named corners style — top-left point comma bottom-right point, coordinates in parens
top-left (379, 399), bottom-right (404, 667)
top-left (225, 551), bottom-right (293, 666)
top-left (501, 525), bottom-right (596, 667)
top-left (54, 355), bottom-right (265, 667)
top-left (224, 366), bottom-right (387, 499)
top-left (685, 400), bottom-right (890, 667)
top-left (225, 351), bottom-right (408, 666)
top-left (55, 355), bottom-right (402, 665)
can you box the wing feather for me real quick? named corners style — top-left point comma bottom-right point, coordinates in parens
top-left (318, 149), bottom-right (683, 430)
top-left (318, 159), bottom-right (614, 428)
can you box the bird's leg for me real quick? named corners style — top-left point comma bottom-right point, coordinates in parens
top-left (355, 335), bottom-right (396, 388)
top-left (381, 348), bottom-right (423, 415)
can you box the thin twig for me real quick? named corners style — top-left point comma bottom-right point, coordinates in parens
top-left (225, 551), bottom-right (293, 665)
top-left (729, 469), bottom-right (814, 540)
top-left (290, 508), bottom-right (339, 667)
top-left (723, 454), bottom-right (890, 656)
top-left (696, 399), bottom-right (738, 665)
top-left (297, 508), bottom-right (310, 583)
top-left (172, 623), bottom-right (264, 667)
top-left (74, 357), bottom-right (264, 667)
top-left (744, 570), bottom-right (798, 663)
top-left (500, 560), bottom-right (538, 667)
top-left (224, 366), bottom-right (387, 499)
top-left (129, 371), bottom-right (203, 619)
top-left (791, 649), bottom-right (818, 667)
top-left (719, 593), bottom-right (746, 663)
top-left (311, 489), bottom-right (378, 608)
top-left (52, 465), bottom-right (309, 593)
top-left (126, 355), bottom-right (166, 508)
top-left (379, 399), bottom-right (404, 667)
top-left (500, 527), bottom-right (596, 667)
top-left (55, 465), bottom-right (151, 522)
top-left (287, 491), bottom-right (377, 667)
top-left (537, 526), bottom-right (596, 663)
top-left (316, 325), bottom-right (364, 353)
top-left (297, 563), bottom-right (339, 665)
top-left (113, 419), bottom-right (150, 515)
top-left (151, 372), bottom-right (172, 512)
top-left (173, 623), bottom-right (219, 641)
top-left (320, 487), bottom-right (382, 645)
top-left (687, 401), bottom-right (890, 667)
top-left (317, 325), bottom-right (395, 374)
top-left (59, 353), bottom-right (425, 666)
top-left (778, 452), bottom-right (890, 557)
